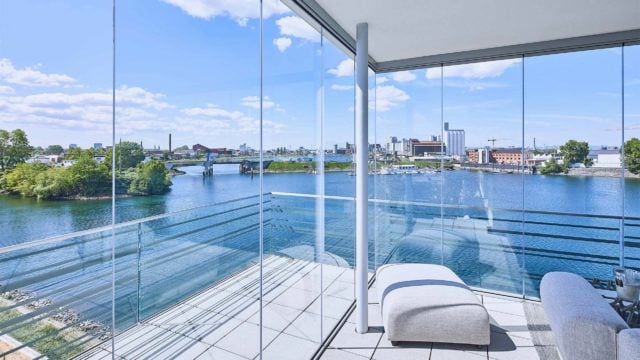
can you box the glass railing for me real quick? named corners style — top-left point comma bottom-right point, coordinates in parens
top-left (1, 192), bottom-right (636, 358)
top-left (371, 197), bottom-right (637, 298)
top-left (0, 194), bottom-right (264, 359)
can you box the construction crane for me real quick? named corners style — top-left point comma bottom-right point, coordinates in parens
top-left (488, 138), bottom-right (509, 149)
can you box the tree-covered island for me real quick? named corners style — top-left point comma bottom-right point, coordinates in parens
top-left (0, 129), bottom-right (171, 200)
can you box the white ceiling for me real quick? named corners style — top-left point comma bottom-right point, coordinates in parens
top-left (312, 0), bottom-right (640, 66)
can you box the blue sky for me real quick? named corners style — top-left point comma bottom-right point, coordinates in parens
top-left (0, 0), bottom-right (638, 150)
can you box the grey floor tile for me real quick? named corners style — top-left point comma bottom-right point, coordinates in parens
top-left (247, 302), bottom-right (303, 332)
top-left (215, 321), bottom-right (279, 359)
top-left (114, 325), bottom-right (211, 360)
top-left (196, 346), bottom-right (248, 360)
top-left (489, 330), bottom-right (539, 360)
top-left (271, 286), bottom-right (320, 310)
top-left (324, 279), bottom-right (354, 300)
top-left (307, 294), bottom-right (353, 320)
top-left (329, 325), bottom-right (382, 359)
top-left (430, 343), bottom-right (488, 360)
top-left (321, 349), bottom-right (371, 359)
top-left (282, 310), bottom-right (339, 342)
top-left (260, 333), bottom-right (320, 360)
top-left (372, 346), bottom-right (432, 360)
top-left (158, 317), bottom-right (244, 346)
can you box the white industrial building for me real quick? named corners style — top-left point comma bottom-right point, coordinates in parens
top-left (443, 122), bottom-right (465, 158)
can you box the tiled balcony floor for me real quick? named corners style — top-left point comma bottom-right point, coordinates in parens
top-left (321, 284), bottom-right (559, 360)
top-left (78, 256), bottom-right (558, 360)
top-left (79, 255), bottom-right (356, 360)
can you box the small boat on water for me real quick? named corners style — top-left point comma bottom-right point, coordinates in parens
top-left (380, 164), bottom-right (435, 175)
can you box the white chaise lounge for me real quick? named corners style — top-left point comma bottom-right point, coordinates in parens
top-left (376, 263), bottom-right (490, 346)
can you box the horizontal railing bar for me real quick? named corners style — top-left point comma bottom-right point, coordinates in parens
top-left (0, 193), bottom-right (263, 254)
top-left (272, 191), bottom-right (640, 221)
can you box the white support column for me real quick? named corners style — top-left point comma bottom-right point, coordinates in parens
top-left (355, 22), bottom-right (369, 334)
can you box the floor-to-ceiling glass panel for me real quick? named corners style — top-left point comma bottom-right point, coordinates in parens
top-left (373, 68), bottom-right (443, 271)
top-left (321, 36), bottom-right (357, 338)
top-left (624, 44), bottom-right (640, 272)
top-left (113, 0), bottom-right (262, 358)
top-left (261, 4), bottom-right (327, 358)
top-left (524, 48), bottom-right (623, 297)
top-left (0, 1), bottom-right (114, 358)
top-left (441, 58), bottom-right (524, 295)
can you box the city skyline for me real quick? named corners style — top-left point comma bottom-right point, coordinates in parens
top-left (1, 1), bottom-right (639, 151)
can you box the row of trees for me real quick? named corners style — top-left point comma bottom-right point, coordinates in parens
top-left (540, 138), bottom-right (640, 175)
top-left (0, 130), bottom-right (172, 199)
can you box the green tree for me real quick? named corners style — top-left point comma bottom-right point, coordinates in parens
top-left (45, 145), bottom-right (64, 155)
top-left (0, 130), bottom-right (9, 170)
top-left (105, 141), bottom-right (145, 170)
top-left (4, 162), bottom-right (49, 197)
top-left (559, 140), bottom-right (589, 166)
top-left (539, 158), bottom-right (567, 175)
top-left (128, 160), bottom-right (171, 195)
top-left (624, 138), bottom-right (640, 174)
top-left (34, 167), bottom-right (74, 199)
top-left (67, 154), bottom-right (111, 196)
top-left (64, 147), bottom-right (84, 160)
top-left (0, 129), bottom-right (33, 170)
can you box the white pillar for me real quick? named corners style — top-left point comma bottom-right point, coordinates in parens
top-left (355, 22), bottom-right (369, 334)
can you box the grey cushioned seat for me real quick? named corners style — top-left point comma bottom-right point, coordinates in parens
top-left (618, 329), bottom-right (640, 360)
top-left (376, 263), bottom-right (490, 345)
top-left (541, 272), bottom-right (630, 360)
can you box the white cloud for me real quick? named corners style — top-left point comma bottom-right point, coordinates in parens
top-left (327, 58), bottom-right (374, 78)
top-left (443, 80), bottom-right (507, 92)
top-left (0, 58), bottom-right (77, 87)
top-left (275, 16), bottom-right (320, 42)
top-left (0, 85), bottom-right (14, 94)
top-left (180, 103), bottom-right (285, 134)
top-left (328, 59), bottom-right (354, 77)
top-left (372, 85), bottom-right (410, 112)
top-left (376, 76), bottom-right (389, 84)
top-left (161, 0), bottom-right (290, 25)
top-left (273, 37), bottom-right (292, 52)
top-left (426, 59), bottom-right (521, 79)
top-left (331, 84), bottom-right (354, 91)
top-left (391, 71), bottom-right (416, 83)
top-left (240, 95), bottom-right (278, 110)
top-left (0, 86), bottom-right (171, 133)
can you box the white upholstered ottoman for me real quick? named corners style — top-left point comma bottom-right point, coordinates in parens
top-left (376, 263), bottom-right (490, 345)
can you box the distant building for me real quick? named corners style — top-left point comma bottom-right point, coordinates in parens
top-left (589, 148), bottom-right (621, 168)
top-left (443, 122), bottom-right (465, 157)
top-left (192, 144), bottom-right (232, 155)
top-left (61, 159), bottom-right (77, 167)
top-left (93, 143), bottom-right (103, 150)
top-left (526, 153), bottom-right (557, 167)
top-left (467, 147), bottom-right (491, 164)
top-left (27, 155), bottom-right (60, 165)
top-left (69, 144), bottom-right (78, 149)
top-left (491, 148), bottom-right (528, 165)
top-left (410, 139), bottom-right (445, 156)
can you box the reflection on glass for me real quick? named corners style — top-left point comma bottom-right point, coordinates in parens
top-left (624, 44), bottom-right (640, 272)
top-left (0, 1), bottom-right (114, 358)
top-left (373, 68), bottom-right (443, 273)
top-left (441, 58), bottom-right (524, 295)
top-left (524, 48), bottom-right (622, 296)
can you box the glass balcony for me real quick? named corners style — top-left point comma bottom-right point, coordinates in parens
top-left (1, 1), bottom-right (639, 359)
top-left (2, 191), bottom-right (637, 358)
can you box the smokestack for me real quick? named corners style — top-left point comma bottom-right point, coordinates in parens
top-left (169, 133), bottom-right (172, 153)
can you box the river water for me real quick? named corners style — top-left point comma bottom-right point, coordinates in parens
top-left (1, 165), bottom-right (640, 247)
